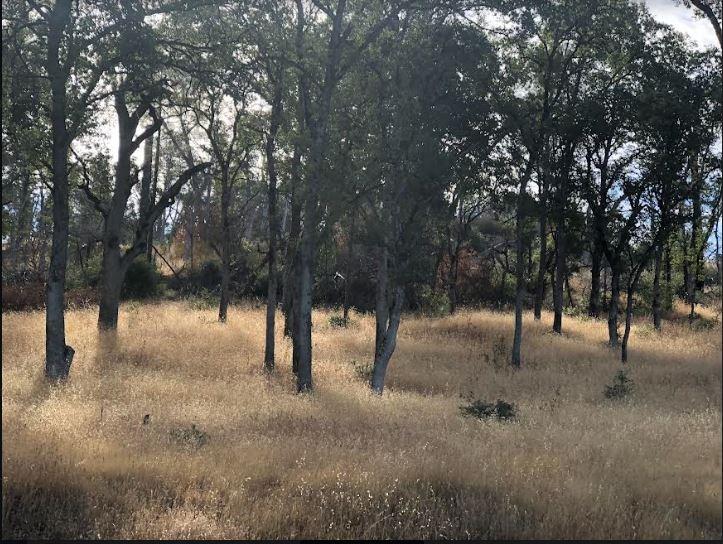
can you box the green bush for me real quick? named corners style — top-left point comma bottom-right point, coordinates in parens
top-left (604, 369), bottom-right (634, 399)
top-left (66, 253), bottom-right (102, 289)
top-left (417, 286), bottom-right (450, 318)
top-left (185, 288), bottom-right (218, 310)
top-left (349, 359), bottom-right (373, 381)
top-left (329, 314), bottom-right (357, 328)
top-left (459, 398), bottom-right (517, 421)
top-left (122, 258), bottom-right (160, 299)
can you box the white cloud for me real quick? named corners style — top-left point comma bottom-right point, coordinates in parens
top-left (643, 0), bottom-right (719, 50)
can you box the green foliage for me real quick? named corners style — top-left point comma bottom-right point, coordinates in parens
top-left (169, 424), bottom-right (209, 449)
top-left (604, 369), bottom-right (634, 399)
top-left (349, 359), bottom-right (373, 381)
top-left (185, 288), bottom-right (218, 311)
top-left (66, 254), bottom-right (102, 290)
top-left (169, 259), bottom-right (222, 296)
top-left (329, 314), bottom-right (356, 328)
top-left (417, 286), bottom-right (450, 318)
top-left (122, 259), bottom-right (160, 300)
top-left (459, 398), bottom-right (517, 421)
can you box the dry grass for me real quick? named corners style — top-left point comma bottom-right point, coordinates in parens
top-left (2, 301), bottom-right (721, 539)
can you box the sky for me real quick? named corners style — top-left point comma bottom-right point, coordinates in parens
top-left (643, 0), bottom-right (720, 50)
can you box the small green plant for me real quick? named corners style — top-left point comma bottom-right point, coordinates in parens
top-left (169, 423), bottom-right (210, 448)
top-left (459, 397), bottom-right (517, 421)
top-left (349, 359), bottom-right (374, 381)
top-left (329, 314), bottom-right (356, 328)
top-left (604, 369), bottom-right (634, 399)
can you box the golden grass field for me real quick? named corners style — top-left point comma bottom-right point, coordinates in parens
top-left (2, 301), bottom-right (722, 539)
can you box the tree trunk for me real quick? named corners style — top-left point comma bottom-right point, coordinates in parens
top-left (295, 230), bottom-right (315, 392)
top-left (512, 160), bottom-right (534, 367)
top-left (140, 132), bottom-right (153, 256)
top-left (533, 194), bottom-right (547, 320)
top-left (652, 244), bottom-right (663, 330)
top-left (98, 247), bottom-right (125, 330)
top-left (608, 263), bottom-right (621, 347)
top-left (621, 282), bottom-right (635, 364)
top-left (45, 0), bottom-right (74, 380)
top-left (9, 171), bottom-right (32, 273)
top-left (448, 243), bottom-right (459, 315)
top-left (147, 124), bottom-right (162, 262)
top-left (283, 189), bottom-right (301, 337)
top-left (588, 242), bottom-right (602, 318)
top-left (375, 245), bottom-right (389, 360)
top-left (552, 224), bottom-right (565, 334)
top-left (264, 86), bottom-right (283, 371)
top-left (370, 286), bottom-right (403, 395)
top-left (218, 177), bottom-right (231, 323)
top-left (342, 214), bottom-right (355, 325)
top-left (689, 180), bottom-right (702, 321)
top-left (664, 241), bottom-right (672, 311)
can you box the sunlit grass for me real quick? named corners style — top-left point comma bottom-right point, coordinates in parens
top-left (2, 301), bottom-right (721, 539)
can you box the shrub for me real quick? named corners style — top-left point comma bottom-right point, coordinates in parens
top-left (169, 424), bottom-right (209, 449)
top-left (417, 286), bottom-right (450, 318)
top-left (604, 369), bottom-right (634, 399)
top-left (329, 314), bottom-right (356, 328)
top-left (168, 259), bottom-right (222, 296)
top-left (122, 258), bottom-right (160, 300)
top-left (349, 359), bottom-right (373, 381)
top-left (459, 398), bottom-right (517, 421)
top-left (1, 282), bottom-right (46, 311)
top-left (185, 288), bottom-right (219, 310)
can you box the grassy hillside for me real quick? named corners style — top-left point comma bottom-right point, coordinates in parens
top-left (2, 302), bottom-right (721, 539)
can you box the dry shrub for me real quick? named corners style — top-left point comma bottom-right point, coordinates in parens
top-left (2, 303), bottom-right (721, 539)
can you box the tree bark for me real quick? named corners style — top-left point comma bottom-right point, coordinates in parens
top-left (293, 0), bottom-right (345, 393)
top-left (512, 159), bottom-right (535, 367)
top-left (45, 0), bottom-right (74, 380)
top-left (9, 171), bottom-right (32, 273)
top-left (608, 262), bottom-right (621, 347)
top-left (688, 176), bottom-right (702, 321)
top-left (370, 285), bottom-right (403, 395)
top-left (218, 176), bottom-right (231, 322)
top-left (533, 188), bottom-right (547, 320)
top-left (652, 244), bottom-right (663, 330)
top-left (621, 281), bottom-right (635, 363)
top-left (147, 124), bottom-right (162, 262)
top-left (264, 83), bottom-right (283, 371)
top-left (588, 242), bottom-right (602, 318)
top-left (375, 245), bottom-right (389, 360)
top-left (342, 213), bottom-right (355, 325)
top-left (552, 224), bottom-right (565, 334)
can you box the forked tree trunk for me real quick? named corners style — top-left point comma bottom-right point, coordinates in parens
top-left (371, 286), bottom-right (404, 395)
